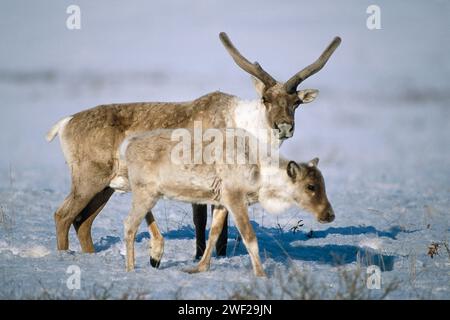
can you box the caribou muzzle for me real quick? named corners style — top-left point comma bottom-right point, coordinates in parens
top-left (318, 206), bottom-right (335, 224)
top-left (275, 122), bottom-right (294, 140)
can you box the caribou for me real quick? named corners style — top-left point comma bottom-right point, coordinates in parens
top-left (114, 128), bottom-right (334, 276)
top-left (46, 32), bottom-right (341, 258)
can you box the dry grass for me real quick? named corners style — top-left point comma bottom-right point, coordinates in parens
top-left (20, 282), bottom-right (150, 300)
top-left (0, 204), bottom-right (14, 232)
top-left (228, 265), bottom-right (399, 300)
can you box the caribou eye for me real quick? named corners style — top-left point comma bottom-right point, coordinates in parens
top-left (307, 184), bottom-right (316, 192)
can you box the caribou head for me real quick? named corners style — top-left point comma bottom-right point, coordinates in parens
top-left (219, 32), bottom-right (341, 140)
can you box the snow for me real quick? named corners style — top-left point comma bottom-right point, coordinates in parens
top-left (0, 241), bottom-right (51, 258)
top-left (0, 0), bottom-right (449, 299)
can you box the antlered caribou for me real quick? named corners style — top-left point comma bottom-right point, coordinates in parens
top-left (46, 32), bottom-right (341, 257)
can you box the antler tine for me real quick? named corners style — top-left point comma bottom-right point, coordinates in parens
top-left (219, 32), bottom-right (277, 88)
top-left (284, 36), bottom-right (341, 93)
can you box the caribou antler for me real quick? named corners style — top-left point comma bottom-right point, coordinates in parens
top-left (284, 37), bottom-right (341, 93)
top-left (219, 32), bottom-right (277, 88)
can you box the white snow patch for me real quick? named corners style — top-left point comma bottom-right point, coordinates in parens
top-left (359, 238), bottom-right (384, 251)
top-left (0, 241), bottom-right (50, 258)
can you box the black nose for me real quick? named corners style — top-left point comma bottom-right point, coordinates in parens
top-left (326, 208), bottom-right (335, 222)
top-left (319, 208), bottom-right (335, 223)
top-left (276, 123), bottom-right (293, 138)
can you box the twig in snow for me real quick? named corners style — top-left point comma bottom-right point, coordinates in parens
top-left (289, 220), bottom-right (304, 234)
top-left (427, 242), bottom-right (440, 258)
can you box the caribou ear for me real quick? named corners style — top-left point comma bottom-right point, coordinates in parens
top-left (308, 157), bottom-right (319, 167)
top-left (287, 161), bottom-right (301, 181)
top-left (297, 89), bottom-right (319, 104)
top-left (252, 76), bottom-right (266, 97)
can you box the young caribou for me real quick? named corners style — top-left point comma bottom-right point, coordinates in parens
top-left (46, 32), bottom-right (341, 256)
top-left (115, 129), bottom-right (334, 277)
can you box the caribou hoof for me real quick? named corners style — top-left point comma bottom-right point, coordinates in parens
top-left (255, 270), bottom-right (267, 278)
top-left (183, 264), bottom-right (209, 274)
top-left (150, 257), bottom-right (161, 268)
top-left (183, 267), bottom-right (201, 274)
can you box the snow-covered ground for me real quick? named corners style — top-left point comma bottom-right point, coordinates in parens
top-left (0, 0), bottom-right (449, 299)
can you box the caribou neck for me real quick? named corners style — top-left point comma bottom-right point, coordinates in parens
top-left (232, 98), bottom-right (280, 146)
top-left (256, 160), bottom-right (295, 214)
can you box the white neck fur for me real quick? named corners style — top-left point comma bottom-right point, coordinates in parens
top-left (257, 161), bottom-right (295, 214)
top-left (233, 98), bottom-right (279, 146)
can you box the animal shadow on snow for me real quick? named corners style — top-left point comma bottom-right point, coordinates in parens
top-left (93, 226), bottom-right (195, 252)
top-left (94, 235), bottom-right (121, 252)
top-left (226, 222), bottom-right (397, 271)
top-left (120, 223), bottom-right (400, 271)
